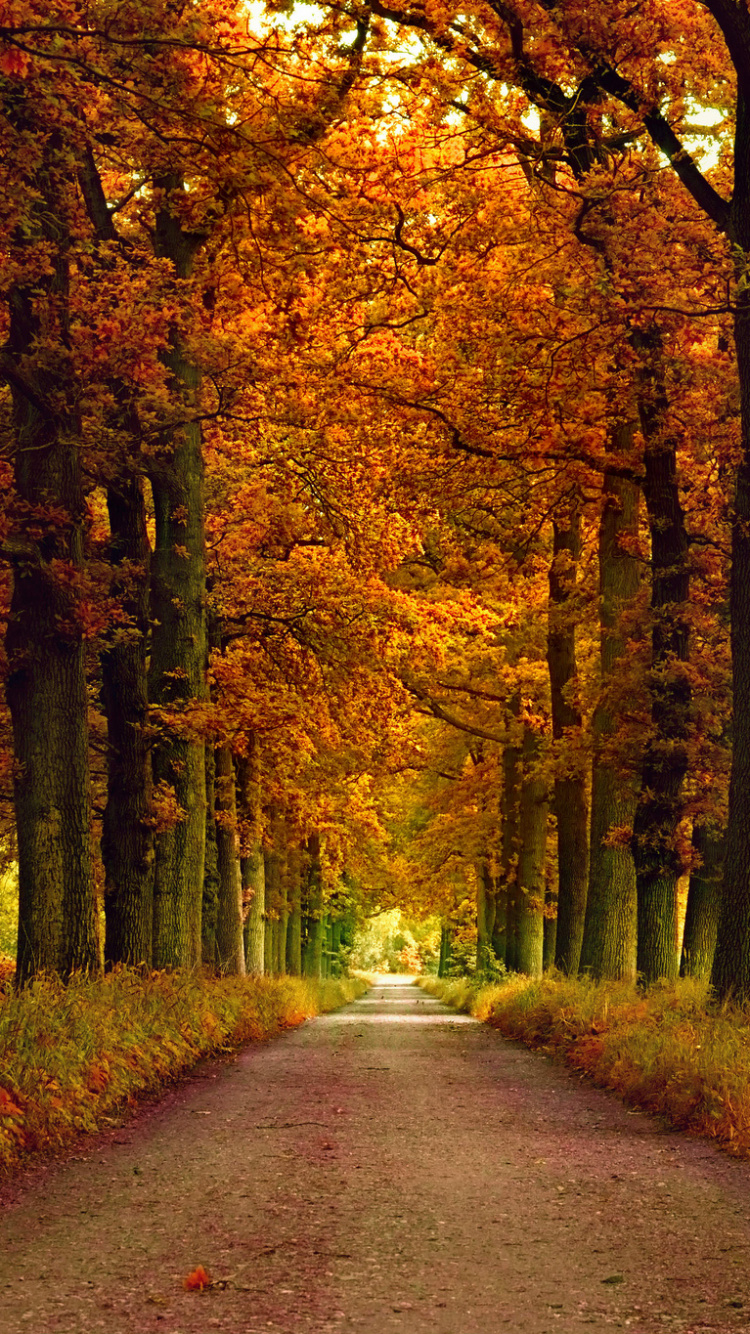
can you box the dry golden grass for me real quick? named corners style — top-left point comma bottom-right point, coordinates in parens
top-left (0, 969), bottom-right (366, 1172)
top-left (419, 972), bottom-right (750, 1156)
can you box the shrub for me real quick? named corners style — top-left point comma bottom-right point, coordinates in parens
top-left (419, 972), bottom-right (750, 1157)
top-left (0, 970), bottom-right (366, 1172)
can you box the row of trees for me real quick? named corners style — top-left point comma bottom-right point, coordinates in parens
top-left (0, 0), bottom-right (748, 997)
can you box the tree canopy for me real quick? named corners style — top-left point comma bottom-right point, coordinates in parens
top-left (0, 0), bottom-right (746, 997)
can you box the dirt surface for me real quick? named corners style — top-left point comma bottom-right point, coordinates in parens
top-left (2, 976), bottom-right (750, 1334)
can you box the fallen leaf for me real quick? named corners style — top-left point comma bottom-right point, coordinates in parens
top-left (184, 1266), bottom-right (212, 1291)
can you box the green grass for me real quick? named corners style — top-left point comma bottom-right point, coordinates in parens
top-left (419, 972), bottom-right (750, 1156)
top-left (0, 969), bottom-right (366, 1172)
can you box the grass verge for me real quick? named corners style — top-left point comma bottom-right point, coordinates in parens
top-left (419, 972), bottom-right (750, 1156)
top-left (0, 968), bottom-right (366, 1172)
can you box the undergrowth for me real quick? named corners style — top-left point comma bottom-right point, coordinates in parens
top-left (0, 968), bottom-right (366, 1172)
top-left (419, 972), bottom-right (750, 1156)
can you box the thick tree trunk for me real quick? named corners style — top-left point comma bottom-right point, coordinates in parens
top-left (238, 739), bottom-right (265, 975)
top-left (547, 502), bottom-right (589, 974)
top-left (302, 832), bottom-right (325, 979)
top-left (633, 334), bottom-right (691, 983)
top-left (7, 133), bottom-right (98, 984)
top-left (214, 746), bottom-right (245, 976)
top-left (713, 155), bottom-right (750, 1000)
top-left (516, 724), bottom-right (548, 978)
top-left (682, 824), bottom-right (724, 980)
top-left (101, 475), bottom-right (154, 967)
top-left (580, 434), bottom-right (641, 981)
top-left (286, 844), bottom-right (303, 976)
top-left (149, 178), bottom-right (207, 970)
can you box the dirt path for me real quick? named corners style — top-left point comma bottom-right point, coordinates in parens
top-left (2, 976), bottom-right (750, 1333)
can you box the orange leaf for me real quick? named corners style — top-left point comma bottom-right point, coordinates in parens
top-left (0, 1087), bottom-right (23, 1118)
top-left (183, 1266), bottom-right (212, 1291)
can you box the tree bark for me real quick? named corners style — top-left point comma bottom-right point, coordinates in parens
top-left (263, 839), bottom-right (280, 977)
top-left (632, 333), bottom-right (691, 983)
top-left (215, 746), bottom-right (246, 976)
top-left (438, 924), bottom-right (452, 977)
top-left (516, 723), bottom-right (548, 978)
top-left (238, 738), bottom-right (265, 975)
top-left (499, 705), bottom-right (521, 971)
top-left (682, 824), bottom-right (724, 980)
top-left (148, 176), bottom-right (207, 970)
top-left (302, 831), bottom-right (325, 979)
top-left (547, 502), bottom-right (589, 974)
top-left (101, 475), bottom-right (154, 967)
top-left (544, 876), bottom-right (558, 971)
top-left (580, 429), bottom-right (641, 981)
top-left (476, 859), bottom-right (497, 972)
top-left (286, 844), bottom-right (303, 976)
top-left (201, 745), bottom-right (218, 970)
top-left (7, 125), bottom-right (98, 984)
top-left (713, 107), bottom-right (750, 999)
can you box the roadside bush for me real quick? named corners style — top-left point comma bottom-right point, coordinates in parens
top-left (419, 972), bottom-right (750, 1157)
top-left (0, 970), bottom-right (366, 1172)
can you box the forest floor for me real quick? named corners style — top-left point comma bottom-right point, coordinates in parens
top-left (2, 977), bottom-right (750, 1334)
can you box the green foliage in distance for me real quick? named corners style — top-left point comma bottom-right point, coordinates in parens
top-left (349, 910), bottom-right (440, 974)
top-left (0, 865), bottom-right (17, 958)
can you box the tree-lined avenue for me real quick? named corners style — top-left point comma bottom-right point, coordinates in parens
top-left (2, 978), bottom-right (750, 1333)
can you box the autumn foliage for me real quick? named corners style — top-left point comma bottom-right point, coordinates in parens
top-left (0, 0), bottom-right (747, 1018)
top-left (421, 974), bottom-right (750, 1158)
top-left (0, 970), bottom-right (366, 1173)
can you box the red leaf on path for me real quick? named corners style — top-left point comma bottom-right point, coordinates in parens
top-left (183, 1266), bottom-right (212, 1291)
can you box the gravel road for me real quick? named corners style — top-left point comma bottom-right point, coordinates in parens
top-left (2, 975), bottom-right (750, 1334)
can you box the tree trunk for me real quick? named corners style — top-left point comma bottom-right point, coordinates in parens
top-left (274, 866), bottom-right (289, 976)
top-left (238, 739), bottom-right (265, 975)
top-left (713, 151), bottom-right (750, 1000)
top-left (214, 746), bottom-right (245, 976)
top-left (499, 706), bottom-right (521, 971)
top-left (547, 501), bottom-right (589, 974)
top-left (101, 475), bottom-right (154, 967)
top-left (330, 919), bottom-right (343, 976)
top-left (633, 333), bottom-right (691, 983)
top-left (263, 805), bottom-right (285, 976)
top-left (682, 824), bottom-right (724, 980)
top-left (302, 832), bottom-right (325, 979)
top-left (263, 840), bottom-right (279, 977)
top-left (438, 925), bottom-right (451, 977)
top-left (544, 877), bottom-right (558, 971)
top-left (201, 745), bottom-right (218, 970)
top-left (7, 127), bottom-right (98, 984)
top-left (516, 724), bottom-right (548, 978)
top-left (273, 813), bottom-right (288, 975)
top-left (286, 844), bottom-right (303, 976)
top-left (148, 177), bottom-right (207, 970)
top-left (580, 432), bottom-right (641, 981)
top-left (491, 887), bottom-right (508, 970)
top-left (476, 859), bottom-right (497, 972)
